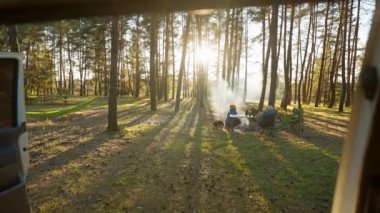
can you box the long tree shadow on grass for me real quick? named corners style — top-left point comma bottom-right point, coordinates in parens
top-left (227, 131), bottom-right (340, 212)
top-left (27, 99), bottom-right (164, 180)
top-left (55, 99), bottom-right (198, 211)
top-left (27, 99), bottom-right (196, 211)
top-left (27, 98), bottom-right (150, 151)
top-left (304, 114), bottom-right (348, 129)
top-left (281, 120), bottom-right (345, 159)
top-left (27, 99), bottom-right (188, 200)
top-left (108, 100), bottom-right (203, 212)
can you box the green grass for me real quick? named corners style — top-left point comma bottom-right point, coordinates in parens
top-left (26, 97), bottom-right (97, 118)
top-left (26, 98), bottom-right (346, 212)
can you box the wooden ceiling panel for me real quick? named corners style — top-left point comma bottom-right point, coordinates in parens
top-left (0, 0), bottom-right (320, 24)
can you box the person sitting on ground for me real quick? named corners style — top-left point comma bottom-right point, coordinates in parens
top-left (224, 104), bottom-right (241, 130)
top-left (257, 105), bottom-right (276, 129)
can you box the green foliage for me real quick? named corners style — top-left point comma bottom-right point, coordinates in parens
top-left (26, 97), bottom-right (97, 118)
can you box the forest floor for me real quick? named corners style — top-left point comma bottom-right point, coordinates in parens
top-left (26, 97), bottom-right (349, 212)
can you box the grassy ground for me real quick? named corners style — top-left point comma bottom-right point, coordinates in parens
top-left (26, 97), bottom-right (346, 212)
top-left (26, 98), bottom-right (97, 118)
top-left (26, 96), bottom-right (94, 112)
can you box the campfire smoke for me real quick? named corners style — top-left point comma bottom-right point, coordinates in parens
top-left (210, 78), bottom-right (262, 120)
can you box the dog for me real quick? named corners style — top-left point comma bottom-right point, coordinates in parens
top-left (213, 120), bottom-right (224, 128)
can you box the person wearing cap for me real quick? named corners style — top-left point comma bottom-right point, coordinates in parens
top-left (224, 104), bottom-right (241, 130)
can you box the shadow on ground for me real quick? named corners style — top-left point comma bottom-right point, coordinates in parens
top-left (26, 98), bottom-right (345, 212)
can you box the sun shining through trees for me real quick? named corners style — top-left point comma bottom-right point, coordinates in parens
top-left (17, 1), bottom-right (374, 113)
top-left (12, 0), bottom-right (376, 212)
top-left (197, 47), bottom-right (214, 65)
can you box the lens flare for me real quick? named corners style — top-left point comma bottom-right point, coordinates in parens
top-left (198, 47), bottom-right (213, 64)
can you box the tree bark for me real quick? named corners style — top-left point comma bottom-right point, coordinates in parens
top-left (175, 14), bottom-right (191, 112)
top-left (351, 0), bottom-right (360, 102)
top-left (222, 9), bottom-right (230, 81)
top-left (268, 1), bottom-right (279, 107)
top-left (345, 0), bottom-right (354, 107)
top-left (67, 36), bottom-right (74, 96)
top-left (226, 9), bottom-right (236, 85)
top-left (339, 0), bottom-right (348, 112)
top-left (298, 4), bottom-right (313, 109)
top-left (307, 3), bottom-right (318, 104)
top-left (281, 3), bottom-right (294, 109)
top-left (258, 9), bottom-right (271, 111)
top-left (108, 16), bottom-right (120, 131)
top-left (103, 27), bottom-right (109, 96)
top-left (171, 13), bottom-right (176, 99)
top-left (216, 13), bottom-right (222, 80)
top-left (196, 16), bottom-right (206, 107)
top-left (150, 14), bottom-right (158, 111)
top-left (243, 10), bottom-right (248, 103)
top-left (59, 25), bottom-right (64, 94)
top-left (7, 25), bottom-right (19, 52)
top-left (163, 14), bottom-right (170, 101)
top-left (328, 2), bottom-right (344, 108)
top-left (134, 15), bottom-right (141, 98)
top-left (315, 1), bottom-right (330, 107)
top-left (294, 4), bottom-right (301, 104)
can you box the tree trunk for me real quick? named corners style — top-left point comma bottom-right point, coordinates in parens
top-left (196, 16), bottom-right (206, 107)
top-left (134, 15), bottom-right (141, 98)
top-left (324, 50), bottom-right (333, 105)
top-left (175, 14), bottom-right (191, 112)
top-left (281, 3), bottom-right (295, 110)
top-left (216, 14), bottom-right (222, 80)
top-left (156, 24), bottom-right (162, 101)
top-left (59, 25), bottom-right (64, 94)
top-left (231, 10), bottom-right (241, 90)
top-left (351, 0), bottom-right (360, 102)
top-left (171, 13), bottom-right (176, 99)
top-left (268, 1), bottom-right (279, 107)
top-left (25, 45), bottom-right (30, 93)
top-left (163, 14), bottom-right (170, 101)
top-left (276, 5), bottom-right (284, 61)
top-left (103, 27), bottom-right (109, 96)
top-left (303, 4), bottom-right (315, 104)
top-left (294, 4), bottom-right (301, 104)
top-left (150, 15), bottom-right (158, 111)
top-left (258, 9), bottom-right (271, 111)
top-left (235, 13), bottom-right (244, 90)
top-left (243, 10), bottom-right (248, 103)
top-left (307, 3), bottom-right (318, 104)
top-left (339, 0), bottom-right (348, 112)
top-left (226, 9), bottom-right (236, 85)
top-left (7, 25), bottom-right (19, 52)
top-left (222, 9), bottom-right (230, 81)
top-left (345, 0), bottom-right (354, 107)
top-left (328, 2), bottom-right (344, 108)
top-left (298, 4), bottom-right (313, 109)
top-left (67, 37), bottom-right (74, 96)
top-left (83, 50), bottom-right (87, 96)
top-left (315, 1), bottom-right (330, 107)
top-left (108, 16), bottom-right (120, 131)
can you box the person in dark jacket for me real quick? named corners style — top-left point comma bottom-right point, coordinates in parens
top-left (258, 105), bottom-right (276, 128)
top-left (224, 104), bottom-right (241, 130)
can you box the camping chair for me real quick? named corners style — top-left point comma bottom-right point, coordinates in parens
top-left (290, 108), bottom-right (304, 132)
